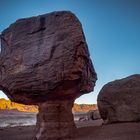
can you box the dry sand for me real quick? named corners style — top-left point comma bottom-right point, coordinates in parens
top-left (0, 119), bottom-right (140, 140)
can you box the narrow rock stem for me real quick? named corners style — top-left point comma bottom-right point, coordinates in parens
top-left (34, 100), bottom-right (76, 140)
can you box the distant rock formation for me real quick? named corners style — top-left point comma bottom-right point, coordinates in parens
top-left (0, 98), bottom-right (97, 113)
top-left (97, 74), bottom-right (140, 124)
top-left (0, 11), bottom-right (97, 140)
top-left (0, 98), bottom-right (38, 112)
top-left (73, 103), bottom-right (97, 112)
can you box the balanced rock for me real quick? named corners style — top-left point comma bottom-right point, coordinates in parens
top-left (97, 74), bottom-right (140, 124)
top-left (0, 11), bottom-right (97, 140)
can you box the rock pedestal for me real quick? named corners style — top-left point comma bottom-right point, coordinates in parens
top-left (0, 11), bottom-right (97, 139)
top-left (35, 100), bottom-right (75, 140)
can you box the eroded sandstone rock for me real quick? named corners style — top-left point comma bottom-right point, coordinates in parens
top-left (97, 74), bottom-right (140, 124)
top-left (35, 100), bottom-right (75, 140)
top-left (0, 11), bottom-right (97, 139)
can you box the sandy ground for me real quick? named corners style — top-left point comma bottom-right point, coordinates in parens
top-left (0, 120), bottom-right (140, 140)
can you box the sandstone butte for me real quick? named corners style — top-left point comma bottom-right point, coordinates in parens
top-left (0, 11), bottom-right (97, 140)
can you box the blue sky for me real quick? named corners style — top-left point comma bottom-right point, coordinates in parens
top-left (0, 0), bottom-right (140, 104)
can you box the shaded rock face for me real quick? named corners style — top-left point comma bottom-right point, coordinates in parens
top-left (0, 11), bottom-right (97, 139)
top-left (0, 11), bottom-right (96, 104)
top-left (97, 74), bottom-right (140, 124)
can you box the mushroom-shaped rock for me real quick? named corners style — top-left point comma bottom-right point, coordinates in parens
top-left (0, 11), bottom-right (97, 140)
top-left (97, 74), bottom-right (140, 124)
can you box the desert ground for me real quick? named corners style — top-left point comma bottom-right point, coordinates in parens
top-left (0, 119), bottom-right (140, 140)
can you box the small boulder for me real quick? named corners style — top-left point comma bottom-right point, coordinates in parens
top-left (88, 110), bottom-right (101, 120)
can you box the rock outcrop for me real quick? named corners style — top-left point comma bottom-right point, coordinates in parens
top-left (0, 98), bottom-right (38, 112)
top-left (73, 103), bottom-right (97, 112)
top-left (0, 11), bottom-right (97, 139)
top-left (97, 74), bottom-right (140, 124)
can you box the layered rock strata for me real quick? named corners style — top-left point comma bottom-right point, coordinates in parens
top-left (0, 11), bottom-right (97, 139)
top-left (35, 100), bottom-right (75, 140)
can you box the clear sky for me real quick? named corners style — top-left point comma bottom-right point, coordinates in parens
top-left (0, 0), bottom-right (140, 104)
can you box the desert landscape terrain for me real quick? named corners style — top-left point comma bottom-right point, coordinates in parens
top-left (0, 120), bottom-right (140, 140)
top-left (0, 2), bottom-right (140, 140)
top-left (0, 107), bottom-right (140, 140)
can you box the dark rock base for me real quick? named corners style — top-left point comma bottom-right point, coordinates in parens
top-left (34, 100), bottom-right (76, 140)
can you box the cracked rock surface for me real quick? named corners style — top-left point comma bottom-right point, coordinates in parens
top-left (0, 11), bottom-right (97, 140)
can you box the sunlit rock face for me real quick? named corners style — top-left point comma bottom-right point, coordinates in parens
top-left (98, 74), bottom-right (140, 124)
top-left (0, 11), bottom-right (97, 140)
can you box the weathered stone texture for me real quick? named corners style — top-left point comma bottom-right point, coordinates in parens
top-left (35, 100), bottom-right (76, 140)
top-left (0, 11), bottom-right (97, 104)
top-left (98, 74), bottom-right (140, 124)
top-left (0, 11), bottom-right (97, 140)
